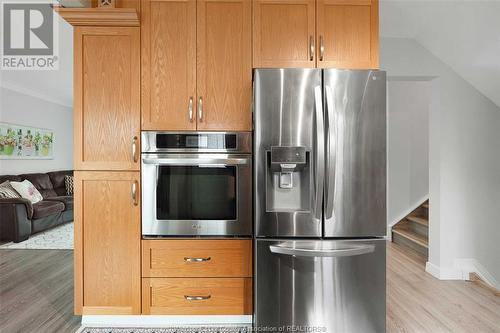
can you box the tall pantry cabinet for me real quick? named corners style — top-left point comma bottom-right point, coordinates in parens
top-left (69, 15), bottom-right (142, 314)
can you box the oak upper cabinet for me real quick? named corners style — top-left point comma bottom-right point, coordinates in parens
top-left (74, 27), bottom-right (140, 170)
top-left (141, 0), bottom-right (196, 130)
top-left (197, 0), bottom-right (252, 131)
top-left (253, 0), bottom-right (379, 69)
top-left (74, 171), bottom-right (141, 315)
top-left (141, 0), bottom-right (252, 131)
top-left (316, 0), bottom-right (379, 69)
top-left (253, 0), bottom-right (316, 68)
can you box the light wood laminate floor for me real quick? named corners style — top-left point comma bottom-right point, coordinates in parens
top-left (0, 243), bottom-right (499, 333)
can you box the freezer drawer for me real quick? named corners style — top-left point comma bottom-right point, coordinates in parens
top-left (255, 239), bottom-right (386, 333)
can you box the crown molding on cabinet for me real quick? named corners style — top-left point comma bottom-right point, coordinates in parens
top-left (54, 6), bottom-right (139, 27)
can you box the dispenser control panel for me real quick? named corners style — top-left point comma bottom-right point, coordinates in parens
top-left (270, 146), bottom-right (306, 164)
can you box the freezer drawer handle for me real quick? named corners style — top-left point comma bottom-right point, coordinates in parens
top-left (185, 295), bottom-right (211, 301)
top-left (184, 257), bottom-right (211, 262)
top-left (269, 244), bottom-right (375, 257)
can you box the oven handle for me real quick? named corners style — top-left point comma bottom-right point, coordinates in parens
top-left (142, 157), bottom-right (249, 166)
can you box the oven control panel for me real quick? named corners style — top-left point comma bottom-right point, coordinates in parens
top-left (141, 131), bottom-right (252, 153)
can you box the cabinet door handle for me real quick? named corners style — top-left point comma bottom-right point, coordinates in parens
top-left (131, 136), bottom-right (138, 163)
top-left (309, 35), bottom-right (315, 61)
top-left (188, 96), bottom-right (193, 122)
top-left (184, 257), bottom-right (211, 262)
top-left (185, 295), bottom-right (211, 301)
top-left (131, 180), bottom-right (138, 206)
top-left (198, 96), bottom-right (203, 122)
top-left (319, 35), bottom-right (325, 61)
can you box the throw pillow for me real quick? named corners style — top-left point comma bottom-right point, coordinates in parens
top-left (65, 175), bottom-right (74, 196)
top-left (0, 181), bottom-right (21, 199)
top-left (10, 180), bottom-right (44, 204)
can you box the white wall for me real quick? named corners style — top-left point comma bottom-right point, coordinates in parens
top-left (0, 87), bottom-right (73, 174)
top-left (381, 38), bottom-right (500, 288)
top-left (387, 80), bottom-right (430, 226)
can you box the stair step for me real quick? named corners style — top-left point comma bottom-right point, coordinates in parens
top-left (422, 203), bottom-right (429, 209)
top-left (406, 215), bottom-right (428, 227)
top-left (392, 226), bottom-right (428, 248)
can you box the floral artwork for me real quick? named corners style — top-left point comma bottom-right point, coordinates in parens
top-left (0, 123), bottom-right (54, 159)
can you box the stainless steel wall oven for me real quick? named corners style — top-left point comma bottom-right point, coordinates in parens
top-left (141, 132), bottom-right (252, 237)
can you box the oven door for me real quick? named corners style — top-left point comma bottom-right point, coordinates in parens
top-left (142, 154), bottom-right (252, 236)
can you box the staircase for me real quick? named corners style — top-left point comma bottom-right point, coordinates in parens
top-left (392, 200), bottom-right (429, 257)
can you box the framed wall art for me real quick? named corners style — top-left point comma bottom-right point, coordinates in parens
top-left (0, 123), bottom-right (54, 159)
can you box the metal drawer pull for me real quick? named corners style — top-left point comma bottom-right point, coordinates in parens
top-left (184, 257), bottom-right (211, 262)
top-left (185, 295), bottom-right (211, 301)
top-left (188, 96), bottom-right (194, 122)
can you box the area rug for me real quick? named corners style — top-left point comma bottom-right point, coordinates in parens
top-left (0, 222), bottom-right (73, 250)
top-left (77, 327), bottom-right (250, 333)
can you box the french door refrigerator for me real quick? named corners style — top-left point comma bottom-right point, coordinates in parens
top-left (254, 69), bottom-right (386, 333)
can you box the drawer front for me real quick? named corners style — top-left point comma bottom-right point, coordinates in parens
top-left (142, 240), bottom-right (252, 277)
top-left (142, 278), bottom-right (253, 315)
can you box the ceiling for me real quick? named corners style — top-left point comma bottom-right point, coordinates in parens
top-left (1, 1), bottom-right (499, 109)
top-left (380, 0), bottom-right (500, 108)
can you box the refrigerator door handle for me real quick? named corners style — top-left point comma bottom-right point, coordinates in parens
top-left (269, 243), bottom-right (375, 257)
top-left (314, 85), bottom-right (325, 220)
top-left (325, 85), bottom-right (336, 220)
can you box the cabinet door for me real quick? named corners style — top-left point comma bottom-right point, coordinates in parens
top-left (316, 0), bottom-right (379, 69)
top-left (141, 0), bottom-right (197, 130)
top-left (196, 0), bottom-right (252, 131)
top-left (74, 27), bottom-right (140, 170)
top-left (253, 0), bottom-right (316, 68)
top-left (74, 171), bottom-right (141, 315)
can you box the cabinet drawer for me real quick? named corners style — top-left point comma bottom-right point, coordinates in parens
top-left (142, 239), bottom-right (252, 277)
top-left (142, 278), bottom-right (252, 315)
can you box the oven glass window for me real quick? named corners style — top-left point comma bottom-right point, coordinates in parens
top-left (157, 166), bottom-right (237, 220)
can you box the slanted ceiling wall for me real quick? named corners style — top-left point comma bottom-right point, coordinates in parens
top-left (381, 38), bottom-right (500, 288)
top-left (0, 87), bottom-right (73, 174)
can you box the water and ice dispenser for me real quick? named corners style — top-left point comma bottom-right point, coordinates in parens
top-left (265, 146), bottom-right (311, 212)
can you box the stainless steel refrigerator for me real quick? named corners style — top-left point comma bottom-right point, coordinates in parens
top-left (254, 69), bottom-right (387, 333)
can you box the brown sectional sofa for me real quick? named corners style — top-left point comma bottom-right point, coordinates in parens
top-left (0, 170), bottom-right (73, 243)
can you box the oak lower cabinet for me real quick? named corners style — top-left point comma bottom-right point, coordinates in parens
top-left (74, 26), bottom-right (141, 171)
top-left (141, 239), bottom-right (253, 315)
top-left (74, 171), bottom-right (141, 315)
top-left (141, 0), bottom-right (252, 131)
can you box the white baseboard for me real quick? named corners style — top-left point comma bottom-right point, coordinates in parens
top-left (80, 315), bottom-right (253, 327)
top-left (425, 261), bottom-right (462, 280)
top-left (454, 258), bottom-right (500, 290)
top-left (426, 259), bottom-right (500, 290)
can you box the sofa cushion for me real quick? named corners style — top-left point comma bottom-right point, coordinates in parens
top-left (32, 200), bottom-right (64, 219)
top-left (47, 170), bottom-right (73, 196)
top-left (19, 173), bottom-right (57, 198)
top-left (10, 180), bottom-right (44, 204)
top-left (0, 175), bottom-right (21, 184)
top-left (45, 196), bottom-right (74, 211)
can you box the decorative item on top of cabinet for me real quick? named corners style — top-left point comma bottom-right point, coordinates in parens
top-left (74, 26), bottom-right (140, 170)
top-left (74, 171), bottom-right (141, 315)
top-left (141, 0), bottom-right (252, 131)
top-left (316, 0), bottom-right (379, 69)
top-left (253, 0), bottom-right (316, 68)
top-left (98, 0), bottom-right (115, 7)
